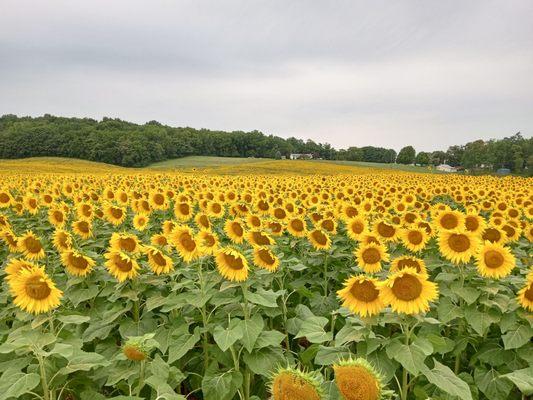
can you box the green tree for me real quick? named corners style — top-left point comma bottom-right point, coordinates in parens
top-left (396, 146), bottom-right (416, 164)
top-left (415, 152), bottom-right (430, 166)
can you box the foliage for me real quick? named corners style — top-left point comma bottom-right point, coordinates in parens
top-left (396, 146), bottom-right (416, 165)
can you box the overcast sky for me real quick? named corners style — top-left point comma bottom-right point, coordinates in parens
top-left (1, 0), bottom-right (532, 151)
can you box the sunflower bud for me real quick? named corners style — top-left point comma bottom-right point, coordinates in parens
top-left (333, 358), bottom-right (384, 400)
top-left (270, 366), bottom-right (322, 400)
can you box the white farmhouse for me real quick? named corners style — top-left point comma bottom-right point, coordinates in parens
top-left (436, 164), bottom-right (456, 173)
top-left (290, 153), bottom-right (313, 160)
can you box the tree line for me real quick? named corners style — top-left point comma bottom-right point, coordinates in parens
top-left (0, 114), bottom-right (531, 173)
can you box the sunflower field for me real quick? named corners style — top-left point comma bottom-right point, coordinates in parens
top-left (0, 167), bottom-right (532, 400)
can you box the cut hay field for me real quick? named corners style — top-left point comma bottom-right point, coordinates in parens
top-left (0, 156), bottom-right (532, 400)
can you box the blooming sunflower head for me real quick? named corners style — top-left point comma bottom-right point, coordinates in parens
top-left (308, 229), bottom-right (331, 250)
top-left (144, 246), bottom-right (174, 275)
top-left (333, 358), bottom-right (384, 400)
top-left (215, 247), bottom-right (249, 282)
top-left (105, 251), bottom-right (140, 282)
top-left (355, 243), bottom-right (389, 273)
top-left (18, 230), bottom-right (45, 260)
top-left (10, 265), bottom-right (63, 314)
top-left (476, 241), bottom-right (515, 279)
top-left (253, 246), bottom-right (280, 272)
top-left (61, 249), bottom-right (96, 277)
top-left (379, 268), bottom-right (439, 315)
top-left (337, 275), bottom-right (384, 318)
top-left (390, 256), bottom-right (428, 277)
top-left (438, 229), bottom-right (479, 264)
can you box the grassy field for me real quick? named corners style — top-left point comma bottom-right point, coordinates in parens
top-left (316, 159), bottom-right (442, 173)
top-left (147, 156), bottom-right (273, 169)
top-left (0, 155), bottom-right (440, 175)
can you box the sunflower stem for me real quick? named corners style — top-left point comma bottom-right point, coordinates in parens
top-left (135, 359), bottom-right (146, 396)
top-left (323, 252), bottom-right (329, 299)
top-left (38, 355), bottom-right (50, 400)
top-left (198, 258), bottom-right (210, 372)
top-left (400, 321), bottom-right (412, 400)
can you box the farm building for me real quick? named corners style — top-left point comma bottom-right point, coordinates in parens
top-left (290, 153), bottom-right (313, 160)
top-left (436, 164), bottom-right (457, 172)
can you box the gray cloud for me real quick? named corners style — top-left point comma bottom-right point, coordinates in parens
top-left (1, 0), bottom-right (532, 151)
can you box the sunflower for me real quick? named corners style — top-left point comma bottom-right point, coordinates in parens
top-left (149, 191), bottom-right (168, 210)
top-left (215, 247), bottom-right (249, 282)
top-left (399, 227), bottom-right (429, 253)
top-left (61, 249), bottom-right (96, 277)
top-left (481, 226), bottom-right (506, 244)
top-left (133, 214), bottom-right (149, 231)
top-left (517, 274), bottom-right (533, 311)
top-left (194, 213), bottom-right (211, 230)
top-left (174, 201), bottom-right (193, 221)
top-left (225, 219), bottom-right (246, 244)
top-left (253, 246), bottom-right (280, 272)
top-left (144, 246), bottom-right (174, 275)
top-left (435, 210), bottom-right (465, 231)
top-left (10, 265), bottom-right (62, 314)
top-left (501, 223), bottom-right (521, 243)
top-left (197, 229), bottom-right (219, 255)
top-left (150, 233), bottom-right (169, 247)
top-left (105, 251), bottom-right (140, 282)
top-left (270, 367), bottom-right (322, 400)
top-left (104, 204), bottom-right (127, 226)
top-left (346, 217), bottom-right (367, 241)
top-left (287, 217), bottom-right (307, 237)
top-left (23, 195), bottom-right (40, 215)
top-left (0, 229), bottom-right (20, 252)
top-left (247, 230), bottom-right (275, 247)
top-left (246, 214), bottom-right (263, 229)
top-left (0, 191), bottom-right (12, 208)
top-left (18, 231), bottom-right (45, 260)
top-left (72, 219), bottom-right (93, 239)
top-left (464, 213), bottom-right (486, 235)
top-left (319, 218), bottom-right (337, 234)
top-left (48, 208), bottom-right (66, 227)
top-left (379, 268), bottom-right (438, 314)
top-left (308, 228), bottom-right (332, 250)
top-left (355, 243), bottom-right (389, 273)
top-left (333, 358), bottom-right (383, 400)
top-left (161, 220), bottom-right (176, 235)
top-left (390, 256), bottom-right (428, 277)
top-left (76, 202), bottom-right (94, 220)
top-left (373, 220), bottom-right (398, 242)
top-left (110, 232), bottom-right (142, 254)
top-left (475, 242), bottom-right (515, 279)
top-left (171, 226), bottom-right (199, 262)
top-left (52, 229), bottom-right (73, 252)
top-left (337, 275), bottom-right (384, 317)
top-left (438, 229), bottom-right (479, 264)
top-left (267, 220), bottom-right (284, 236)
top-left (207, 201), bottom-right (225, 218)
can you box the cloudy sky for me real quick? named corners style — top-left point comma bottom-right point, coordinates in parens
top-left (1, 0), bottom-right (532, 151)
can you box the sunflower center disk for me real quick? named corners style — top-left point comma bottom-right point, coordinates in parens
top-left (465, 217), bottom-right (479, 231)
top-left (350, 280), bottom-right (379, 302)
top-left (392, 274), bottom-right (423, 301)
top-left (377, 222), bottom-right (394, 237)
top-left (524, 285), bottom-right (533, 302)
top-left (312, 231), bottom-right (327, 245)
top-left (25, 237), bottom-right (42, 253)
top-left (484, 250), bottom-right (504, 268)
top-left (408, 231), bottom-right (423, 245)
top-left (440, 214), bottom-right (459, 229)
top-left (362, 248), bottom-right (381, 264)
top-left (397, 258), bottom-right (421, 272)
top-left (258, 249), bottom-right (275, 265)
top-left (224, 254), bottom-right (244, 270)
top-left (447, 234), bottom-right (470, 252)
top-left (69, 253), bottom-right (89, 270)
top-left (115, 256), bottom-right (133, 272)
top-left (25, 277), bottom-right (52, 300)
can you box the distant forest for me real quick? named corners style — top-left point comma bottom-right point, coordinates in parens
top-left (0, 114), bottom-right (531, 173)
